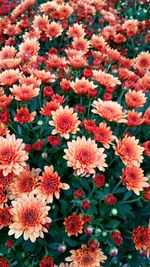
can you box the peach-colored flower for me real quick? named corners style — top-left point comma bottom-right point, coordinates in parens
top-left (67, 23), bottom-right (85, 38)
top-left (49, 106), bottom-right (80, 139)
top-left (0, 94), bottom-right (13, 109)
top-left (33, 14), bottom-right (49, 31)
top-left (19, 75), bottom-right (41, 88)
top-left (46, 22), bottom-right (63, 39)
top-left (134, 52), bottom-right (150, 72)
top-left (114, 136), bottom-right (144, 166)
top-left (143, 107), bottom-right (150, 125)
top-left (92, 99), bottom-right (127, 123)
top-left (91, 35), bottom-right (107, 52)
top-left (8, 193), bottom-right (51, 242)
top-left (126, 110), bottom-right (144, 127)
top-left (10, 84), bottom-right (39, 101)
top-left (72, 37), bottom-right (90, 53)
top-left (121, 165), bottom-right (149, 195)
top-left (94, 122), bottom-right (115, 148)
top-left (125, 90), bottom-right (146, 108)
top-left (66, 244), bottom-right (107, 267)
top-left (64, 136), bottom-right (107, 176)
top-left (0, 122), bottom-right (9, 136)
top-left (68, 55), bottom-right (87, 68)
top-left (34, 165), bottom-right (69, 203)
top-left (0, 45), bottom-right (21, 69)
top-left (0, 134), bottom-right (28, 176)
top-left (29, 69), bottom-right (56, 83)
top-left (71, 78), bottom-right (97, 95)
top-left (19, 38), bottom-right (40, 57)
top-left (54, 263), bottom-right (76, 267)
top-left (93, 70), bottom-right (121, 88)
top-left (8, 166), bottom-right (40, 200)
top-left (0, 69), bottom-right (21, 86)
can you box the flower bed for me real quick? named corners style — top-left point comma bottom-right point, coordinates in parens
top-left (0, 0), bottom-right (150, 266)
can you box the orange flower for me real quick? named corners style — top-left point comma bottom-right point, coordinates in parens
top-left (132, 226), bottom-right (150, 253)
top-left (68, 55), bottom-right (87, 68)
top-left (0, 206), bottom-right (12, 228)
top-left (0, 45), bottom-right (21, 70)
top-left (19, 38), bottom-right (40, 57)
top-left (125, 90), bottom-right (146, 108)
top-left (29, 69), bottom-right (56, 83)
top-left (91, 35), bottom-right (107, 52)
top-left (40, 100), bottom-right (60, 117)
top-left (93, 70), bottom-right (121, 88)
top-left (94, 122), bottom-right (115, 148)
top-left (67, 23), bottom-right (85, 38)
top-left (10, 84), bottom-right (39, 101)
top-left (34, 165), bottom-right (69, 203)
top-left (0, 122), bottom-right (9, 137)
top-left (19, 75), bottom-right (41, 88)
top-left (8, 193), bottom-right (51, 242)
top-left (0, 69), bottom-right (20, 86)
top-left (64, 136), bottom-right (107, 176)
top-left (0, 94), bottom-right (13, 109)
top-left (49, 106), bottom-right (80, 139)
top-left (0, 134), bottom-right (28, 176)
top-left (121, 165), bottom-right (149, 195)
top-left (126, 110), bottom-right (144, 127)
top-left (143, 107), bottom-right (150, 125)
top-left (64, 213), bottom-right (84, 237)
top-left (46, 22), bottom-right (63, 39)
top-left (71, 78), bottom-right (97, 95)
top-left (8, 166), bottom-right (40, 200)
top-left (114, 136), bottom-right (144, 166)
top-left (92, 99), bottom-right (127, 123)
top-left (14, 108), bottom-right (36, 124)
top-left (33, 14), bottom-right (49, 31)
top-left (72, 37), bottom-right (90, 53)
top-left (66, 244), bottom-right (107, 267)
top-left (135, 52), bottom-right (150, 72)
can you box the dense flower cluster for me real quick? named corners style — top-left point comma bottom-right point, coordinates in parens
top-left (0, 0), bottom-right (149, 266)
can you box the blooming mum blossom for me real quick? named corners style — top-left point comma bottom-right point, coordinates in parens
top-left (0, 94), bottom-right (13, 109)
top-left (34, 165), bottom-right (69, 203)
top-left (132, 226), bottom-right (150, 254)
top-left (19, 38), bottom-right (40, 57)
top-left (143, 107), bottom-right (150, 125)
top-left (68, 55), bottom-right (87, 68)
top-left (0, 206), bottom-right (12, 228)
top-left (125, 90), bottom-right (146, 108)
top-left (134, 52), bottom-right (150, 72)
top-left (71, 78), bottom-right (97, 95)
top-left (72, 37), bottom-right (90, 53)
top-left (8, 193), bottom-right (51, 242)
top-left (46, 22), bottom-right (63, 39)
top-left (121, 165), bottom-right (149, 195)
top-left (14, 108), bottom-right (36, 124)
top-left (93, 70), bottom-right (121, 88)
top-left (114, 136), bottom-right (144, 166)
top-left (126, 110), bottom-right (144, 127)
top-left (92, 99), bottom-right (127, 123)
top-left (10, 84), bottom-right (39, 101)
top-left (0, 69), bottom-right (21, 86)
top-left (94, 122), bottom-right (116, 148)
top-left (66, 244), bottom-right (107, 267)
top-left (0, 122), bottom-right (9, 137)
top-left (29, 70), bottom-right (56, 83)
top-left (40, 100), bottom-right (60, 117)
top-left (40, 256), bottom-right (54, 267)
top-left (49, 106), bottom-right (80, 139)
top-left (64, 213), bottom-right (84, 237)
top-left (64, 136), bottom-right (107, 176)
top-left (0, 45), bottom-right (21, 69)
top-left (8, 166), bottom-right (40, 200)
top-left (67, 23), bottom-right (85, 38)
top-left (0, 134), bottom-right (28, 176)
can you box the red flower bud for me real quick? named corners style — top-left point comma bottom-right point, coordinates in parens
top-left (105, 195), bottom-right (117, 205)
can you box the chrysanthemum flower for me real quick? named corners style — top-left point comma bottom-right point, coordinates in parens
top-left (8, 166), bottom-right (40, 200)
top-left (93, 70), bottom-right (121, 88)
top-left (30, 69), bottom-right (56, 83)
top-left (19, 75), bottom-right (41, 88)
top-left (0, 94), bottom-right (13, 109)
top-left (71, 78), bottom-right (97, 95)
top-left (0, 257), bottom-right (10, 267)
top-left (132, 226), bottom-right (150, 253)
top-left (114, 136), bottom-right (144, 166)
top-left (68, 55), bottom-right (87, 68)
top-left (0, 122), bottom-right (9, 137)
top-left (143, 107), bottom-right (150, 125)
top-left (66, 244), bottom-right (107, 267)
top-left (94, 122), bottom-right (115, 148)
top-left (33, 14), bottom-right (49, 31)
top-left (64, 136), bottom-right (107, 176)
top-left (10, 84), bottom-right (39, 101)
top-left (92, 99), bottom-right (127, 123)
top-left (0, 170), bottom-right (14, 187)
top-left (126, 110), bottom-right (144, 127)
top-left (14, 108), bottom-right (36, 124)
top-left (0, 69), bottom-right (20, 86)
top-left (19, 38), bottom-right (39, 57)
top-left (67, 23), bottom-right (85, 38)
top-left (134, 52), bottom-right (150, 72)
top-left (49, 106), bottom-right (80, 139)
top-left (8, 193), bottom-right (51, 242)
top-left (54, 263), bottom-right (76, 267)
top-left (34, 165), bottom-right (69, 203)
top-left (0, 206), bottom-right (12, 228)
top-left (46, 22), bottom-right (63, 39)
top-left (72, 37), bottom-right (90, 53)
top-left (121, 165), bottom-right (149, 195)
top-left (40, 256), bottom-right (54, 267)
top-left (91, 35), bottom-right (107, 52)
top-left (0, 134), bottom-right (28, 176)
top-left (64, 213), bottom-right (84, 237)
top-left (40, 100), bottom-right (60, 117)
top-left (0, 45), bottom-right (21, 69)
top-left (125, 90), bottom-right (146, 108)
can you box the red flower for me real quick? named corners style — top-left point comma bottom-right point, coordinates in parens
top-left (48, 136), bottom-right (61, 147)
top-left (82, 200), bottom-right (90, 210)
top-left (0, 258), bottom-right (10, 267)
top-left (0, 206), bottom-right (12, 227)
top-left (74, 189), bottom-right (83, 199)
top-left (83, 215), bottom-right (91, 225)
top-left (40, 256), bottom-right (54, 267)
top-left (83, 119), bottom-right (96, 134)
top-left (5, 240), bottom-right (14, 249)
top-left (64, 213), bottom-right (84, 236)
top-left (32, 140), bottom-right (44, 151)
top-left (94, 174), bottom-right (105, 188)
top-left (111, 231), bottom-right (123, 246)
top-left (43, 86), bottom-right (54, 98)
top-left (105, 195), bottom-right (117, 205)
